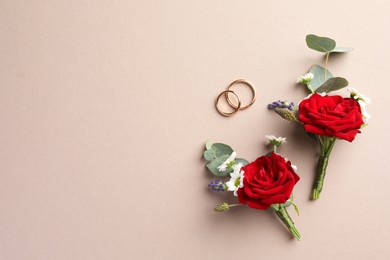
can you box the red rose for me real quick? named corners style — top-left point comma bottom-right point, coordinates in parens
top-left (298, 94), bottom-right (364, 142)
top-left (237, 152), bottom-right (299, 210)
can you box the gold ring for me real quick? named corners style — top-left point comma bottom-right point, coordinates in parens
top-left (215, 90), bottom-right (241, 117)
top-left (225, 79), bottom-right (256, 110)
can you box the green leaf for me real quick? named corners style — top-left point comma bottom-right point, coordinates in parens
top-left (206, 155), bottom-right (232, 177)
top-left (306, 34), bottom-right (336, 53)
top-left (283, 194), bottom-right (294, 207)
top-left (330, 47), bottom-right (353, 53)
top-left (211, 143), bottom-right (233, 158)
top-left (203, 150), bottom-right (215, 161)
top-left (292, 202), bottom-right (300, 216)
top-left (309, 64), bottom-right (333, 91)
top-left (205, 141), bottom-right (213, 150)
top-left (235, 158), bottom-right (249, 166)
top-left (315, 77), bottom-right (349, 93)
top-left (305, 132), bottom-right (317, 140)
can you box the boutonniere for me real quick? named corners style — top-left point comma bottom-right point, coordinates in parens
top-left (204, 136), bottom-right (301, 240)
top-left (269, 34), bottom-right (370, 199)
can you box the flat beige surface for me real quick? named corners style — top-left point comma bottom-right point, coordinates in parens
top-left (1, 1), bottom-right (389, 259)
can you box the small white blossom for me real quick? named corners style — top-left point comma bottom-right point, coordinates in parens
top-left (348, 87), bottom-right (371, 104)
top-left (347, 87), bottom-right (371, 122)
top-left (217, 152), bottom-right (237, 172)
top-left (297, 73), bottom-right (314, 84)
top-left (301, 92), bottom-right (326, 102)
top-left (265, 135), bottom-right (287, 146)
top-left (284, 157), bottom-right (298, 172)
top-left (291, 164), bottom-right (298, 172)
top-left (358, 100), bottom-right (371, 121)
top-left (226, 163), bottom-right (244, 196)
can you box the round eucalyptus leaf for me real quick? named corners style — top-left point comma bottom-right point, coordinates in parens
top-left (203, 150), bottom-right (215, 161)
top-left (306, 34), bottom-right (336, 53)
top-left (330, 47), bottom-right (353, 53)
top-left (212, 143), bottom-right (234, 158)
top-left (309, 65), bottom-right (334, 91)
top-left (235, 158), bottom-right (249, 166)
top-left (315, 77), bottom-right (349, 93)
top-left (206, 154), bottom-right (232, 177)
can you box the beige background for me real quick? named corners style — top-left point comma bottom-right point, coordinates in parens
top-left (1, 1), bottom-right (389, 259)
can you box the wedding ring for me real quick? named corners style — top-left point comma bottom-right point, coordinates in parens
top-left (225, 79), bottom-right (256, 110)
top-left (215, 90), bottom-right (241, 117)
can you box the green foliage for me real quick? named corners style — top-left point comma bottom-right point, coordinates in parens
top-left (206, 154), bottom-right (232, 177)
top-left (282, 194), bottom-right (299, 215)
top-left (203, 142), bottom-right (249, 177)
top-left (283, 194), bottom-right (294, 207)
top-left (292, 203), bottom-right (300, 216)
top-left (315, 77), bottom-right (349, 93)
top-left (203, 142), bottom-right (233, 162)
top-left (203, 150), bottom-right (215, 161)
top-left (306, 34), bottom-right (336, 53)
top-left (235, 158), bottom-right (249, 166)
top-left (212, 143), bottom-right (234, 158)
top-left (309, 65), bottom-right (334, 91)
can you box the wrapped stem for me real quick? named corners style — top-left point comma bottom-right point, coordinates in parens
top-left (311, 136), bottom-right (336, 200)
top-left (273, 204), bottom-right (301, 241)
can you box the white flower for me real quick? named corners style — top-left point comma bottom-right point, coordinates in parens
top-left (348, 87), bottom-right (371, 104)
top-left (358, 100), bottom-right (371, 121)
top-left (226, 163), bottom-right (244, 196)
top-left (347, 87), bottom-right (371, 122)
top-left (217, 152), bottom-right (237, 172)
top-left (265, 135), bottom-right (287, 146)
top-left (297, 73), bottom-right (314, 84)
top-left (291, 164), bottom-right (298, 172)
top-left (283, 157), bottom-right (298, 172)
top-left (302, 92), bottom-right (326, 101)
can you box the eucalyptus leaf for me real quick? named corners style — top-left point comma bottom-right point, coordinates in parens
top-left (235, 158), bottom-right (249, 166)
top-left (315, 77), bottom-right (349, 93)
top-left (203, 150), bottom-right (215, 161)
top-left (309, 65), bottom-right (333, 91)
top-left (306, 34), bottom-right (336, 53)
top-left (330, 47), bottom-right (353, 53)
top-left (212, 143), bottom-right (234, 158)
top-left (205, 141), bottom-right (213, 150)
top-left (206, 155), bottom-right (232, 177)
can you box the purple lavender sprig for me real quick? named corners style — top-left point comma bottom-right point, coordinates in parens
top-left (268, 100), bottom-right (295, 110)
top-left (208, 180), bottom-right (228, 192)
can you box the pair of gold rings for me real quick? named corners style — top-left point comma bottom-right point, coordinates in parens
top-left (215, 79), bottom-right (257, 116)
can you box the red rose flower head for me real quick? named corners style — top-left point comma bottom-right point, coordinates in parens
top-left (298, 93), bottom-right (364, 142)
top-left (237, 152), bottom-right (300, 210)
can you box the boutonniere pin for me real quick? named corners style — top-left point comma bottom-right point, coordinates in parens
top-left (269, 34), bottom-right (370, 199)
top-left (204, 136), bottom-right (301, 240)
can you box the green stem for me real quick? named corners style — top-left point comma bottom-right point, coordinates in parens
top-left (307, 84), bottom-right (314, 94)
top-left (311, 137), bottom-right (336, 200)
top-left (273, 145), bottom-right (277, 153)
top-left (324, 52), bottom-right (330, 81)
top-left (229, 203), bottom-right (243, 208)
top-left (273, 205), bottom-right (301, 241)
